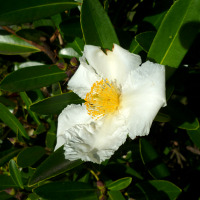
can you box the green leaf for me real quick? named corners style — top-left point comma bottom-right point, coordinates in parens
top-left (0, 65), bottom-right (67, 92)
top-left (187, 127), bottom-right (200, 149)
top-left (0, 33), bottom-right (40, 55)
top-left (0, 191), bottom-right (15, 200)
top-left (59, 38), bottom-right (84, 58)
top-left (34, 182), bottom-right (97, 200)
top-left (30, 92), bottom-right (84, 115)
top-left (20, 92), bottom-right (40, 125)
top-left (28, 146), bottom-right (83, 186)
top-left (164, 101), bottom-right (199, 130)
top-left (0, 149), bottom-right (22, 167)
top-left (148, 0), bottom-right (200, 68)
top-left (107, 177), bottom-right (132, 191)
top-left (9, 159), bottom-right (24, 189)
top-left (154, 112), bottom-right (171, 123)
top-left (0, 174), bottom-right (17, 191)
top-left (0, 0), bottom-right (79, 26)
top-left (60, 18), bottom-right (83, 39)
top-left (108, 191), bottom-right (126, 200)
top-left (81, 0), bottom-right (119, 49)
top-left (129, 39), bottom-right (143, 54)
top-left (140, 138), bottom-right (170, 179)
top-left (17, 146), bottom-right (45, 168)
top-left (0, 103), bottom-right (29, 139)
top-left (135, 31), bottom-right (156, 52)
top-left (132, 180), bottom-right (181, 200)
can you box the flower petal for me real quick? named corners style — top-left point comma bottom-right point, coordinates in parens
top-left (83, 44), bottom-right (141, 85)
top-left (63, 114), bottom-right (128, 163)
top-left (120, 61), bottom-right (166, 139)
top-left (54, 104), bottom-right (93, 150)
top-left (68, 58), bottom-right (101, 99)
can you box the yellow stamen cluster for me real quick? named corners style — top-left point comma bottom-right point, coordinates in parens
top-left (84, 79), bottom-right (120, 119)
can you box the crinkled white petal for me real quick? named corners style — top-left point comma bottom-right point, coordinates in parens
top-left (68, 59), bottom-right (101, 99)
top-left (120, 61), bottom-right (166, 139)
top-left (63, 113), bottom-right (128, 164)
top-left (83, 44), bottom-right (141, 85)
top-left (55, 104), bottom-right (93, 150)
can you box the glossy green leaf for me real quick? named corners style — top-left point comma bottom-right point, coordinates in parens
top-left (132, 180), bottom-right (181, 200)
top-left (20, 92), bottom-right (40, 125)
top-left (0, 103), bottom-right (29, 139)
top-left (140, 138), bottom-right (170, 179)
top-left (143, 11), bottom-right (167, 30)
top-left (28, 146), bottom-right (83, 186)
top-left (0, 65), bottom-right (67, 92)
top-left (17, 146), bottom-right (45, 168)
top-left (107, 177), bottom-right (132, 191)
top-left (108, 191), bottom-right (126, 200)
top-left (0, 149), bottom-right (22, 167)
top-left (0, 174), bottom-right (17, 191)
top-left (135, 31), bottom-right (156, 52)
top-left (34, 182), bottom-right (97, 200)
top-left (9, 160), bottom-right (24, 189)
top-left (164, 101), bottom-right (199, 130)
top-left (81, 0), bottom-right (119, 49)
top-left (129, 39), bottom-right (143, 54)
top-left (0, 33), bottom-right (40, 55)
top-left (0, 0), bottom-right (79, 26)
top-left (187, 127), bottom-right (200, 149)
top-left (59, 38), bottom-right (84, 58)
top-left (148, 0), bottom-right (200, 68)
top-left (30, 92), bottom-right (84, 115)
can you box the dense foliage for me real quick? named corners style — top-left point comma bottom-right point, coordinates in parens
top-left (0, 0), bottom-right (200, 199)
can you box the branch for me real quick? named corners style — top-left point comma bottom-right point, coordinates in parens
top-left (2, 26), bottom-right (57, 64)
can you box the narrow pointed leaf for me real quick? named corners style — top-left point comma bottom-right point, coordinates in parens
top-left (28, 146), bottom-right (83, 186)
top-left (0, 0), bottom-right (79, 26)
top-left (0, 65), bottom-right (67, 92)
top-left (107, 177), bottom-right (132, 191)
top-left (81, 0), bottom-right (119, 49)
top-left (0, 33), bottom-right (40, 55)
top-left (0, 103), bottom-right (29, 139)
top-left (9, 160), bottom-right (24, 189)
top-left (30, 92), bottom-right (84, 115)
top-left (148, 0), bottom-right (200, 68)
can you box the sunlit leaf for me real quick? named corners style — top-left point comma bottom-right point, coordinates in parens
top-left (148, 0), bottom-right (200, 68)
top-left (0, 65), bottom-right (67, 92)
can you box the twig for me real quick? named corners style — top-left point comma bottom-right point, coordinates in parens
top-left (2, 26), bottom-right (57, 63)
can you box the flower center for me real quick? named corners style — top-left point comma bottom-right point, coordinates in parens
top-left (84, 79), bottom-right (120, 119)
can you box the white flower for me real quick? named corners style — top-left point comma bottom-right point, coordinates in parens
top-left (55, 44), bottom-right (166, 164)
